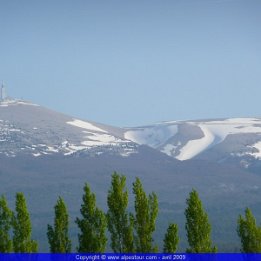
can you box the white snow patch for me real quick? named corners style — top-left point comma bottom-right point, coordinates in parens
top-left (16, 101), bottom-right (39, 106)
top-left (63, 144), bottom-right (88, 155)
top-left (61, 141), bottom-right (69, 148)
top-left (59, 133), bottom-right (135, 156)
top-left (124, 125), bottom-right (177, 148)
top-left (33, 153), bottom-right (41, 157)
top-left (248, 141), bottom-right (261, 159)
top-left (68, 144), bottom-right (87, 151)
top-left (88, 133), bottom-right (117, 142)
top-left (120, 150), bottom-right (135, 157)
top-left (176, 125), bottom-right (215, 160)
top-left (67, 119), bottom-right (107, 133)
top-left (47, 146), bottom-right (59, 153)
top-left (82, 133), bottom-right (124, 147)
top-left (0, 100), bottom-right (39, 107)
top-left (9, 128), bottom-right (20, 132)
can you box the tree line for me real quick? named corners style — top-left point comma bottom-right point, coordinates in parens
top-left (0, 172), bottom-right (261, 253)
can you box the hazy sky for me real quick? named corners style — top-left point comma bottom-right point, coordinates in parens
top-left (0, 0), bottom-right (260, 126)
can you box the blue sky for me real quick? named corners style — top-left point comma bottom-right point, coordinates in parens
top-left (0, 0), bottom-right (260, 126)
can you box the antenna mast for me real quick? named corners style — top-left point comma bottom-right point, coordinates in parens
top-left (0, 82), bottom-right (6, 101)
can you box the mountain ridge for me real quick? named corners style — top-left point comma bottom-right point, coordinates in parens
top-left (0, 99), bottom-right (138, 157)
top-left (2, 98), bottom-right (261, 168)
top-left (125, 118), bottom-right (261, 167)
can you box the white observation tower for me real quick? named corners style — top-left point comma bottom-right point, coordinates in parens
top-left (0, 82), bottom-right (6, 101)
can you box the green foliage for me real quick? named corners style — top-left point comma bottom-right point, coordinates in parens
top-left (185, 189), bottom-right (217, 253)
top-left (12, 193), bottom-right (38, 253)
top-left (163, 223), bottom-right (179, 253)
top-left (237, 208), bottom-right (261, 253)
top-left (0, 195), bottom-right (13, 252)
top-left (107, 172), bottom-right (134, 253)
top-left (76, 183), bottom-right (107, 252)
top-left (5, 173), bottom-right (261, 253)
top-left (131, 178), bottom-right (158, 252)
top-left (47, 197), bottom-right (71, 253)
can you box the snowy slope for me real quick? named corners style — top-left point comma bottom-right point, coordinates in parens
top-left (0, 99), bottom-right (137, 157)
top-left (2, 98), bottom-right (261, 164)
top-left (125, 118), bottom-right (261, 162)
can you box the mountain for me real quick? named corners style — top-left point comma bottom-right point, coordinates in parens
top-left (0, 99), bottom-right (261, 252)
top-left (124, 118), bottom-right (261, 169)
top-left (0, 99), bottom-right (137, 157)
top-left (2, 98), bottom-right (261, 167)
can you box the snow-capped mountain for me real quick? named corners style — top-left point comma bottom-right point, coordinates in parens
top-left (124, 118), bottom-right (261, 166)
top-left (0, 98), bottom-right (261, 252)
top-left (2, 98), bottom-right (261, 169)
top-left (2, 98), bottom-right (261, 168)
top-left (0, 99), bottom-right (137, 157)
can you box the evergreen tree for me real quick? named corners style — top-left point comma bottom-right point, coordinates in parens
top-left (131, 178), bottom-right (158, 252)
top-left (76, 183), bottom-right (107, 252)
top-left (237, 208), bottom-right (261, 253)
top-left (0, 195), bottom-right (13, 252)
top-left (185, 189), bottom-right (216, 253)
top-left (47, 197), bottom-right (71, 253)
top-left (12, 193), bottom-right (38, 253)
top-left (107, 172), bottom-right (134, 253)
top-left (163, 223), bottom-right (179, 253)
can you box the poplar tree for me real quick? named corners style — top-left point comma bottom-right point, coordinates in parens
top-left (163, 223), bottom-right (179, 253)
top-left (76, 183), bottom-right (107, 252)
top-left (185, 189), bottom-right (217, 253)
top-left (12, 193), bottom-right (38, 253)
top-left (47, 197), bottom-right (71, 253)
top-left (0, 195), bottom-right (13, 252)
top-left (237, 208), bottom-right (261, 253)
top-left (131, 178), bottom-right (158, 252)
top-left (107, 172), bottom-right (134, 253)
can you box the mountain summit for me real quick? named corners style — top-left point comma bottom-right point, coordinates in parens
top-left (0, 99), bottom-right (137, 157)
